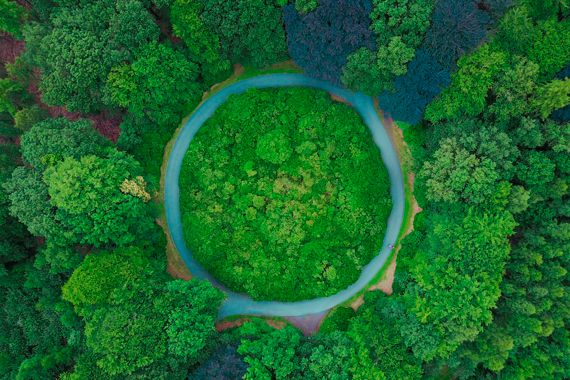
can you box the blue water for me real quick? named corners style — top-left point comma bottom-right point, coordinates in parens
top-left (164, 74), bottom-right (404, 318)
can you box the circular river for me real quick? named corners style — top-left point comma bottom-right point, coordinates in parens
top-left (164, 73), bottom-right (404, 318)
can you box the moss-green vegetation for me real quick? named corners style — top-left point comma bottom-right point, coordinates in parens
top-left (180, 87), bottom-right (392, 300)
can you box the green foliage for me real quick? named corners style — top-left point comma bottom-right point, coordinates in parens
top-left (299, 332), bottom-right (357, 380)
top-left (426, 44), bottom-right (508, 122)
top-left (180, 88), bottom-right (392, 300)
top-left (370, 0), bottom-right (434, 48)
top-left (107, 42), bottom-right (202, 127)
top-left (255, 129), bottom-right (293, 164)
top-left (23, 0), bottom-right (159, 113)
top-left (532, 78), bottom-right (570, 119)
top-left (0, 264), bottom-right (80, 379)
top-left (348, 292), bottom-right (423, 380)
top-left (4, 166), bottom-right (60, 238)
top-left (20, 117), bottom-right (109, 170)
top-left (399, 209), bottom-right (515, 360)
top-left (63, 247), bottom-right (224, 378)
top-left (13, 105), bottom-right (48, 131)
top-left (117, 114), bottom-right (171, 181)
top-left (62, 248), bottom-right (163, 315)
top-left (198, 0), bottom-right (288, 67)
top-left (342, 0), bottom-right (433, 94)
top-left (2, 0), bottom-right (570, 378)
top-left (0, 0), bottom-right (26, 37)
top-left (295, 0), bottom-right (317, 14)
top-left (342, 48), bottom-right (384, 94)
top-left (488, 56), bottom-right (540, 123)
top-left (319, 307), bottom-right (356, 334)
top-left (521, 0), bottom-right (570, 20)
top-left (170, 0), bottom-right (231, 84)
top-left (496, 6), bottom-right (570, 79)
top-left (43, 152), bottom-right (155, 247)
top-left (420, 137), bottom-right (502, 205)
top-left (0, 77), bottom-right (24, 116)
top-left (238, 322), bottom-right (304, 379)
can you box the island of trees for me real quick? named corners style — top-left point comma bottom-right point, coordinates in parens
top-left (180, 87), bottom-right (392, 301)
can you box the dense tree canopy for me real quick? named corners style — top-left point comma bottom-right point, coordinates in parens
top-left (107, 42), bottom-right (202, 126)
top-left (378, 49), bottom-right (450, 124)
top-left (284, 0), bottom-right (376, 84)
top-left (20, 118), bottom-right (109, 169)
top-left (2, 0), bottom-right (570, 378)
top-left (170, 0), bottom-right (231, 84)
top-left (198, 0), bottom-right (288, 68)
top-left (0, 0), bottom-right (26, 38)
top-left (62, 247), bottom-right (224, 378)
top-left (23, 0), bottom-right (159, 113)
top-left (342, 0), bottom-right (434, 94)
top-left (180, 88), bottom-right (392, 300)
top-left (423, 0), bottom-right (491, 68)
top-left (43, 152), bottom-right (155, 247)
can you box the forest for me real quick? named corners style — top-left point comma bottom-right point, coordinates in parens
top-left (0, 0), bottom-right (568, 379)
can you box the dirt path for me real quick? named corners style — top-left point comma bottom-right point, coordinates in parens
top-left (350, 110), bottom-right (421, 312)
top-left (284, 311), bottom-right (328, 336)
top-left (215, 317), bottom-right (286, 333)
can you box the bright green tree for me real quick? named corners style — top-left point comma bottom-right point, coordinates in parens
top-left (43, 152), bottom-right (155, 247)
top-left (170, 0), bottom-right (231, 84)
top-left (532, 78), bottom-right (570, 119)
top-left (107, 42), bottom-right (202, 126)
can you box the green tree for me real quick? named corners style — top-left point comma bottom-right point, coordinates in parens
top-left (255, 129), bottom-right (293, 164)
top-left (295, 0), bottom-right (317, 14)
top-left (238, 321), bottom-right (303, 379)
top-left (342, 0), bottom-right (433, 94)
top-left (370, 0), bottom-right (434, 48)
top-left (107, 42), bottom-right (202, 126)
top-left (0, 77), bottom-right (24, 116)
top-left (348, 293), bottom-right (422, 380)
top-left (170, 0), bottom-right (231, 84)
top-left (532, 78), bottom-right (570, 119)
top-left (23, 0), bottom-right (159, 113)
top-left (342, 48), bottom-right (384, 95)
top-left (13, 105), bottom-right (48, 131)
top-left (0, 0), bottom-right (26, 37)
top-left (199, 0), bottom-right (288, 67)
top-left (488, 56), bottom-right (539, 122)
top-left (426, 44), bottom-right (508, 121)
top-left (4, 166), bottom-right (60, 238)
top-left (420, 137), bottom-right (502, 205)
top-left (62, 247), bottom-right (163, 315)
top-left (299, 332), bottom-right (355, 380)
top-left (399, 209), bottom-right (515, 360)
top-left (43, 152), bottom-right (155, 247)
top-left (64, 247), bottom-right (224, 378)
top-left (20, 118), bottom-right (109, 169)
